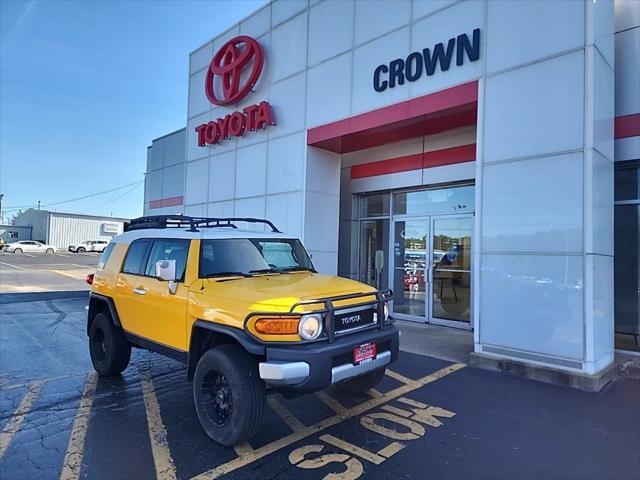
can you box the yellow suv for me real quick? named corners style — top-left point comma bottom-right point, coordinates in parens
top-left (87, 215), bottom-right (398, 446)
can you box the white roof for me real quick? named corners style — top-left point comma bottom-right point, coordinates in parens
top-left (113, 227), bottom-right (297, 243)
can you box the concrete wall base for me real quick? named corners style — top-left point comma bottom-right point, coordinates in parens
top-left (469, 352), bottom-right (619, 392)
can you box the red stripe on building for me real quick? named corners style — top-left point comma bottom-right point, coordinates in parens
top-left (615, 114), bottom-right (640, 139)
top-left (351, 153), bottom-right (423, 179)
top-left (423, 143), bottom-right (476, 168)
top-left (308, 81), bottom-right (478, 154)
top-left (351, 144), bottom-right (476, 179)
top-left (149, 196), bottom-right (184, 209)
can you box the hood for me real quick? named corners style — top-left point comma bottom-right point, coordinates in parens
top-left (193, 272), bottom-right (378, 323)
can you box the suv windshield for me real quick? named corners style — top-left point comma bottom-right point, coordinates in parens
top-left (199, 238), bottom-right (315, 278)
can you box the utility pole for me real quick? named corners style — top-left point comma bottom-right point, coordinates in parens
top-left (0, 193), bottom-right (4, 224)
top-left (37, 200), bottom-right (41, 210)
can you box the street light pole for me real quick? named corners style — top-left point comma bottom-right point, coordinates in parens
top-left (0, 193), bottom-right (4, 224)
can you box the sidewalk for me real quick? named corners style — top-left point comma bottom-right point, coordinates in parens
top-left (396, 319), bottom-right (473, 364)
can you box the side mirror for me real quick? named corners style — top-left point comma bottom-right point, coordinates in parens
top-left (155, 260), bottom-right (178, 295)
top-left (155, 259), bottom-right (177, 281)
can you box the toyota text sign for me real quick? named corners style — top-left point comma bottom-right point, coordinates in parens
top-left (195, 36), bottom-right (275, 147)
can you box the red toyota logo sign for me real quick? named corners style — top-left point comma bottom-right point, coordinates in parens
top-left (205, 35), bottom-right (264, 106)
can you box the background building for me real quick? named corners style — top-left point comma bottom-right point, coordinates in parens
top-left (12, 209), bottom-right (127, 249)
top-left (144, 0), bottom-right (640, 380)
top-left (143, 128), bottom-right (186, 216)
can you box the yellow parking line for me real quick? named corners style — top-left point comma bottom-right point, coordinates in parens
top-left (51, 269), bottom-right (92, 280)
top-left (60, 373), bottom-right (98, 480)
top-left (0, 381), bottom-right (44, 459)
top-left (139, 367), bottom-right (177, 480)
top-left (192, 363), bottom-right (465, 479)
top-left (314, 391), bottom-right (348, 415)
top-left (233, 442), bottom-right (254, 457)
top-left (267, 394), bottom-right (305, 432)
top-left (384, 369), bottom-right (416, 385)
top-left (367, 388), bottom-right (383, 398)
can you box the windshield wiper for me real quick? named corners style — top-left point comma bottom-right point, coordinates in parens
top-left (204, 271), bottom-right (252, 279)
top-left (248, 268), bottom-right (282, 274)
top-left (279, 266), bottom-right (317, 273)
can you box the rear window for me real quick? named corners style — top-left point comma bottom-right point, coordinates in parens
top-left (97, 242), bottom-right (116, 269)
top-left (122, 240), bottom-right (151, 275)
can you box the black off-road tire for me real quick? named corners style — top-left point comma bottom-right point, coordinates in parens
top-left (193, 344), bottom-right (266, 446)
top-left (89, 313), bottom-right (131, 376)
top-left (337, 368), bottom-right (386, 393)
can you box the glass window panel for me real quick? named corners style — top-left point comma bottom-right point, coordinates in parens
top-left (614, 203), bottom-right (640, 352)
top-left (392, 220), bottom-right (427, 317)
top-left (360, 193), bottom-right (390, 217)
top-left (122, 240), bottom-right (150, 275)
top-left (432, 217), bottom-right (472, 271)
top-left (358, 219), bottom-right (389, 290)
top-left (432, 271), bottom-right (471, 322)
top-left (144, 239), bottom-right (191, 281)
top-left (614, 165), bottom-right (640, 202)
top-left (394, 186), bottom-right (475, 216)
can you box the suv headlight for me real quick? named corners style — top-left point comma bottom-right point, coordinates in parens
top-left (298, 314), bottom-right (322, 340)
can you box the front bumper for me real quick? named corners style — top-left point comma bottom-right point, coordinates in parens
top-left (258, 325), bottom-right (399, 393)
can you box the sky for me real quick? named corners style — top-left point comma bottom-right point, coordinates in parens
top-left (0, 0), bottom-right (265, 222)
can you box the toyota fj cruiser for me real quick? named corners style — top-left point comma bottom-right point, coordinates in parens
top-left (87, 215), bottom-right (398, 446)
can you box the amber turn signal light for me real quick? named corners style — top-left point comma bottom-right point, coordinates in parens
top-left (254, 317), bottom-right (299, 335)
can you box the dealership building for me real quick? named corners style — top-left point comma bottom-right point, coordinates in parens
top-left (144, 0), bottom-right (640, 383)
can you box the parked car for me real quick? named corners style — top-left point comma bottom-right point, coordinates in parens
top-left (87, 215), bottom-right (397, 446)
top-left (5, 240), bottom-right (56, 254)
top-left (69, 240), bottom-right (109, 253)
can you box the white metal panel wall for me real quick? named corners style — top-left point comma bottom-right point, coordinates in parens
top-left (13, 209), bottom-right (49, 242)
top-left (48, 214), bottom-right (124, 248)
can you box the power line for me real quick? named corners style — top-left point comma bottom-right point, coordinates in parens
top-left (2, 180), bottom-right (144, 213)
top-left (93, 182), bottom-right (142, 212)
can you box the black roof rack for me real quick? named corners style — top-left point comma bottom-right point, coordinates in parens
top-left (125, 215), bottom-right (280, 233)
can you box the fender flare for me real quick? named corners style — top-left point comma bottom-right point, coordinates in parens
top-left (87, 293), bottom-right (121, 335)
top-left (187, 320), bottom-right (265, 381)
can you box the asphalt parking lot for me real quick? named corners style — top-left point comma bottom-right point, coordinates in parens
top-left (0, 251), bottom-right (99, 293)
top-left (1, 291), bottom-right (639, 480)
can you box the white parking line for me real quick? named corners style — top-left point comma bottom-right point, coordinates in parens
top-left (0, 382), bottom-right (44, 459)
top-left (139, 367), bottom-right (177, 480)
top-left (0, 262), bottom-right (26, 270)
top-left (60, 373), bottom-right (98, 480)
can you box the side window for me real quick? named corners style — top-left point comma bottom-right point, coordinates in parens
top-left (144, 239), bottom-right (190, 281)
top-left (122, 239), bottom-right (151, 275)
top-left (98, 242), bottom-right (116, 269)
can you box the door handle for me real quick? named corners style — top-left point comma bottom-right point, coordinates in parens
top-left (133, 287), bottom-right (146, 295)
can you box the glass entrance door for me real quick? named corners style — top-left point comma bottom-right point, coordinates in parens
top-left (392, 219), bottom-right (429, 319)
top-left (430, 216), bottom-right (472, 326)
top-left (391, 215), bottom-right (472, 327)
